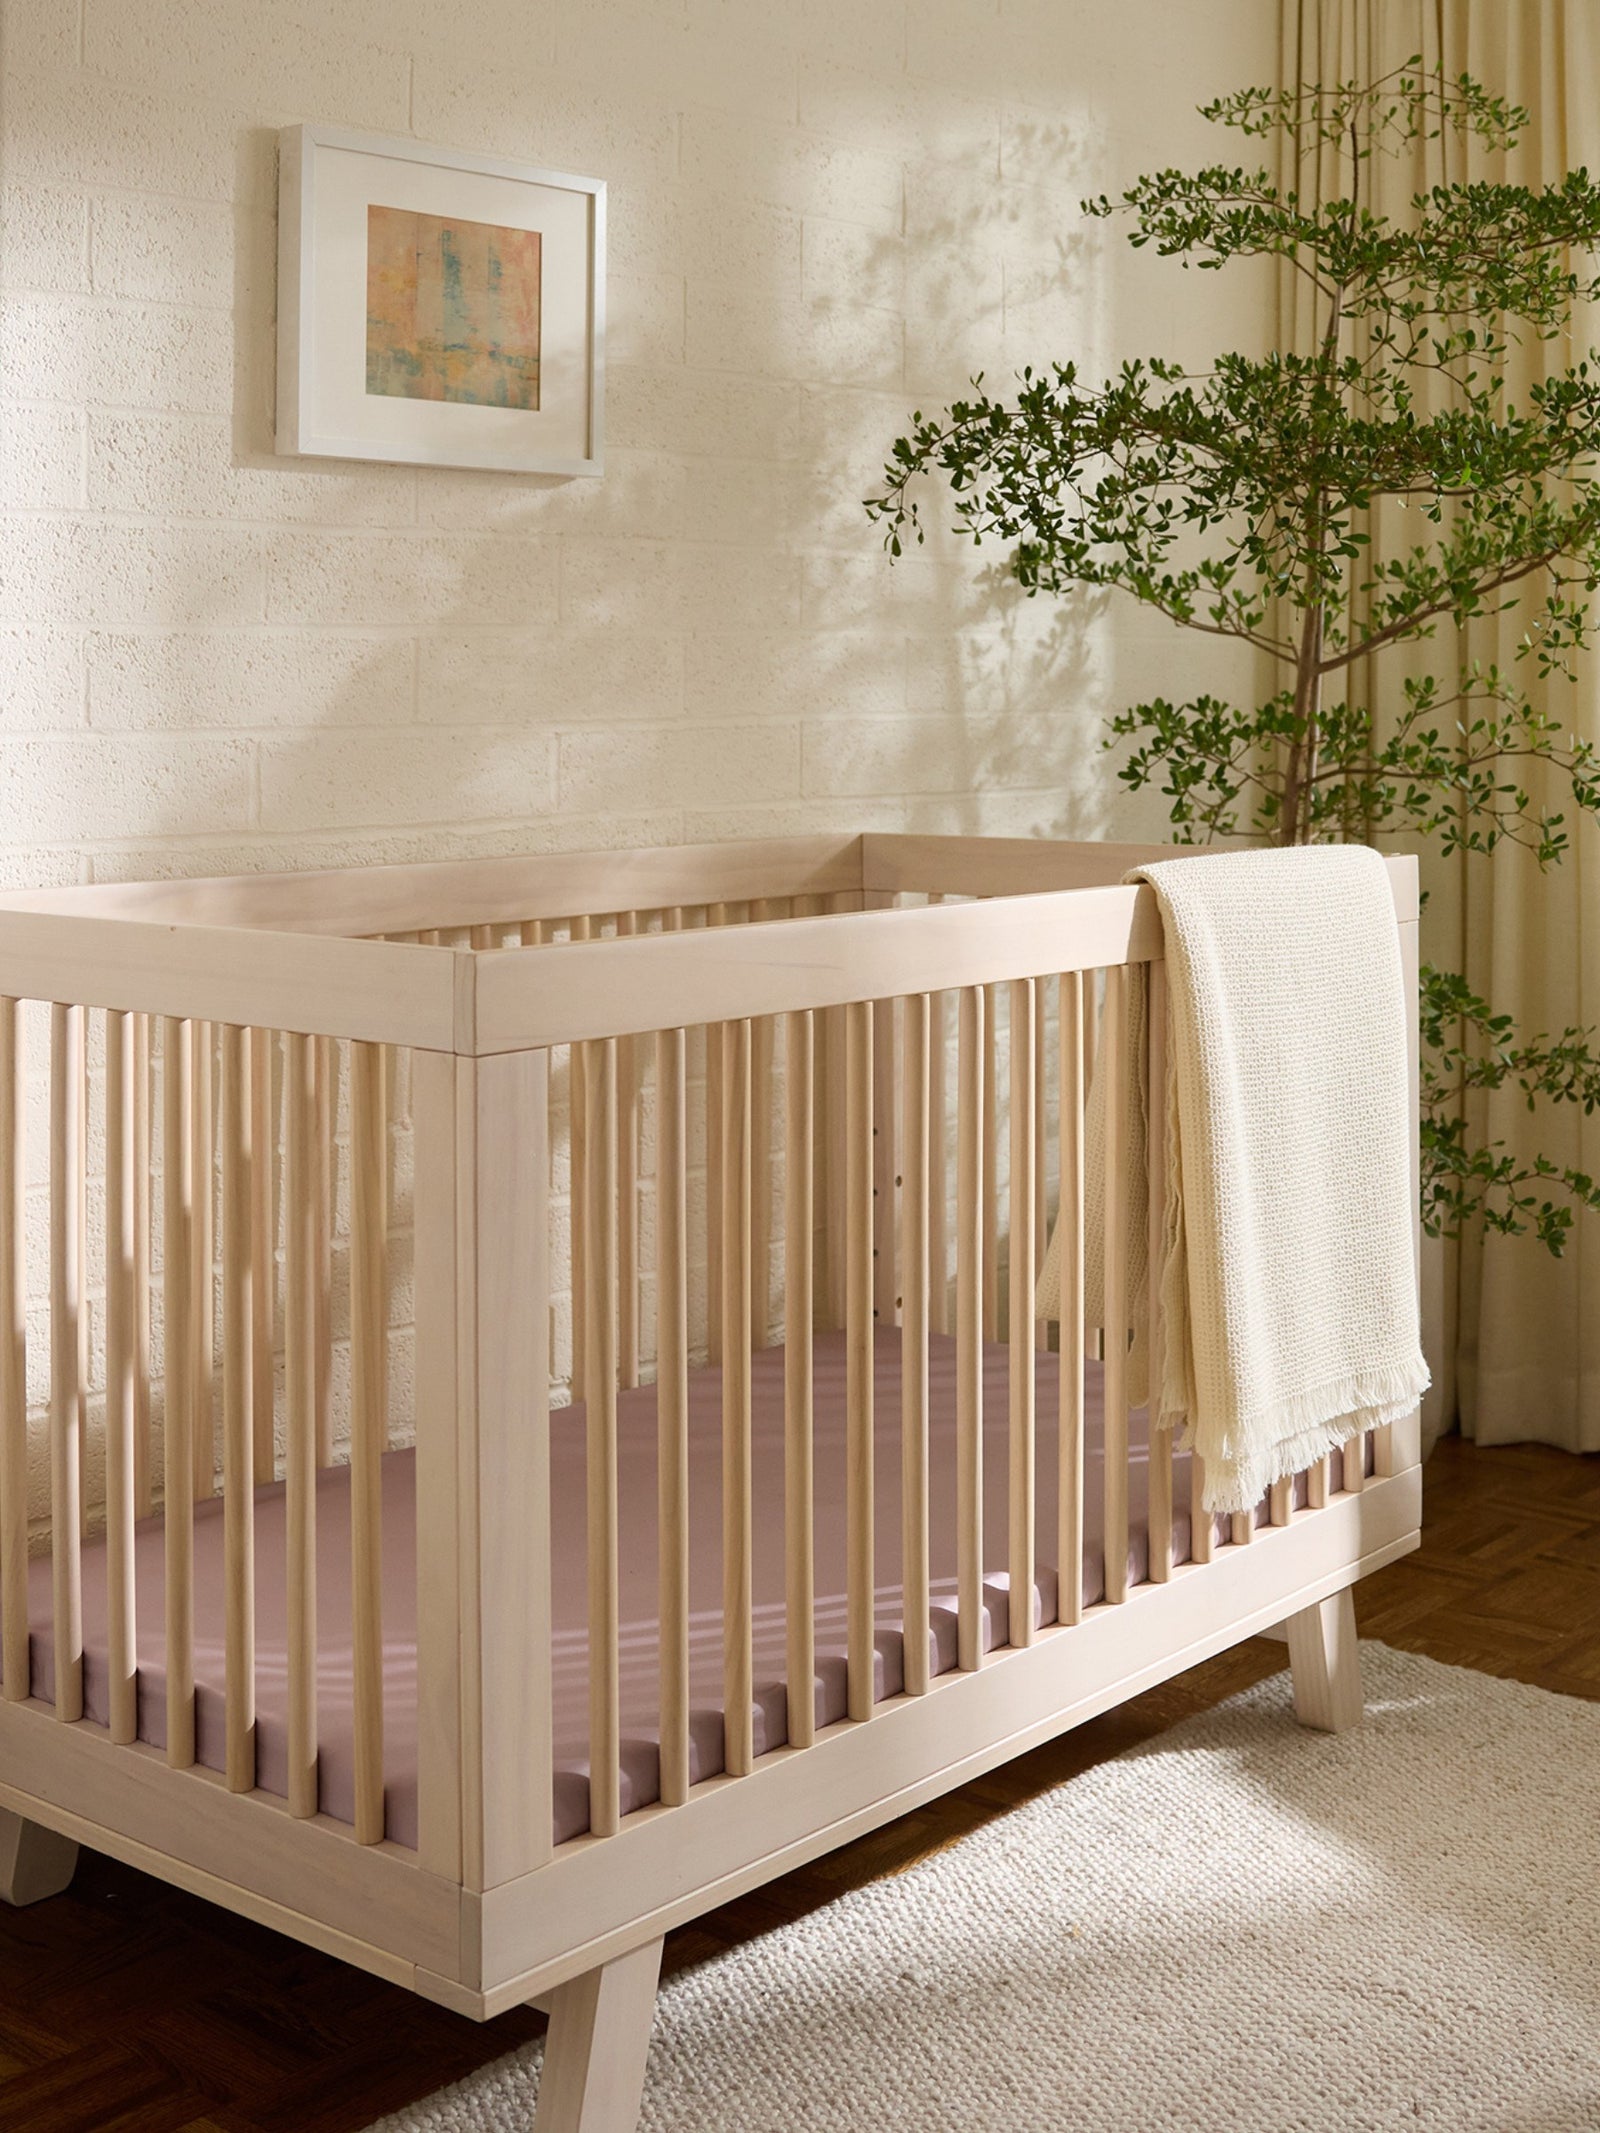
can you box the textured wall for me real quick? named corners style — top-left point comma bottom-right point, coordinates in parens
top-left (0, 0), bottom-right (1274, 892)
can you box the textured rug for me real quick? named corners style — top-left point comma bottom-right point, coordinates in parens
top-left (370, 1646), bottom-right (1600, 2132)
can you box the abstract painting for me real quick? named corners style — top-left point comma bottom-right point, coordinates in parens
top-left (277, 124), bottom-right (602, 474)
top-left (365, 205), bottom-right (542, 411)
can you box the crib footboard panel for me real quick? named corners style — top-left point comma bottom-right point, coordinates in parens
top-left (465, 1471), bottom-right (1419, 2013)
top-left (0, 1697), bottom-right (462, 1979)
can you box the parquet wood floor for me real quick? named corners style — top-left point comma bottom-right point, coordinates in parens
top-left (1, 1434), bottom-right (1593, 2133)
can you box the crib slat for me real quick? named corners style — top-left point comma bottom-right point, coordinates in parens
top-left (285, 1031), bottom-right (319, 1817)
top-left (784, 1009), bottom-right (816, 1749)
top-left (750, 919), bottom-right (775, 1350)
top-left (104, 1011), bottom-right (138, 1745)
top-left (982, 985), bottom-right (999, 1342)
top-left (569, 925), bottom-right (591, 1402)
top-left (1100, 967), bottom-right (1129, 1605)
top-left (721, 1019), bottom-right (755, 1774)
top-left (616, 913), bottom-right (640, 1392)
top-left (133, 1013), bottom-right (153, 1519)
top-left (956, 986), bottom-right (985, 1671)
top-left (901, 994), bottom-right (931, 1696)
top-left (220, 1024), bottom-right (256, 1792)
top-left (161, 1017), bottom-right (196, 1767)
top-left (1146, 962), bottom-right (1173, 1582)
top-left (0, 1002), bottom-right (25, 1703)
top-left (249, 1026), bottom-right (275, 1485)
top-left (1344, 1430), bottom-right (1366, 1494)
top-left (1307, 1456), bottom-right (1330, 1510)
top-left (1191, 1449), bottom-right (1214, 1564)
top-left (928, 984), bottom-right (948, 1339)
top-left (705, 907), bottom-right (727, 1368)
top-left (191, 1022), bottom-right (216, 1501)
top-left (1269, 1477), bottom-right (1293, 1526)
top-left (1008, 978), bottom-right (1036, 1648)
top-left (1231, 1511), bottom-right (1254, 1545)
top-left (582, 1037), bottom-right (621, 1836)
top-left (314, 1037), bottom-right (335, 1468)
top-left (350, 1039), bottom-right (388, 1844)
top-left (871, 992), bottom-right (899, 1328)
top-left (655, 1026), bottom-right (691, 1806)
top-left (1057, 973), bottom-right (1085, 1627)
top-left (1034, 991), bottom-right (1049, 1351)
top-left (48, 1003), bottom-right (85, 1723)
top-left (845, 998), bottom-right (875, 1722)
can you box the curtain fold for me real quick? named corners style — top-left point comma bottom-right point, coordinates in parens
top-left (1279, 1), bottom-right (1600, 1450)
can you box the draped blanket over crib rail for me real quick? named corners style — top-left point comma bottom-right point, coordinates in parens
top-left (1040, 845), bottom-right (1429, 1514)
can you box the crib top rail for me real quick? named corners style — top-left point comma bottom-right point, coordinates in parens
top-left (0, 835), bottom-right (1419, 1052)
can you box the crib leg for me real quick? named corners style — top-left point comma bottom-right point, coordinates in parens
top-left (1283, 1587), bottom-right (1363, 1733)
top-left (0, 1808), bottom-right (79, 1906)
top-left (532, 1936), bottom-right (663, 2133)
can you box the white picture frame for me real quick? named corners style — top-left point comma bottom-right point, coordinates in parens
top-left (276, 123), bottom-right (605, 478)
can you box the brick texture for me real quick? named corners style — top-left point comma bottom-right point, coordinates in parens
top-left (0, 0), bottom-right (1271, 885)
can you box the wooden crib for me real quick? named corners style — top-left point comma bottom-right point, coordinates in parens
top-left (0, 832), bottom-right (1421, 2129)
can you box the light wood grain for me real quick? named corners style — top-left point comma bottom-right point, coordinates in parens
top-left (654, 1026), bottom-right (690, 1807)
top-left (844, 999), bottom-right (875, 1724)
top-left (1007, 978), bottom-right (1036, 1649)
top-left (1284, 1587), bottom-right (1363, 1732)
top-left (161, 1018), bottom-right (196, 1767)
top-left (720, 1019), bottom-right (754, 1775)
top-left (750, 984), bottom-right (774, 1350)
top-left (190, 1023), bottom-right (216, 1500)
top-left (0, 1002), bottom-right (25, 1702)
top-left (783, 1009), bottom-right (816, 1750)
top-left (927, 979), bottom-right (948, 1338)
top-left (582, 1039), bottom-right (621, 1838)
top-left (570, 921), bottom-right (592, 1402)
top-left (956, 987), bottom-right (984, 1672)
top-left (901, 994), bottom-right (931, 1697)
top-left (1100, 968), bottom-right (1129, 1605)
top-left (982, 984), bottom-right (999, 1343)
top-left (1057, 973), bottom-right (1085, 1628)
top-left (616, 915), bottom-right (640, 1392)
top-left (248, 1026), bottom-right (276, 1487)
top-left (49, 1002), bottom-right (86, 1723)
top-left (220, 1024), bottom-right (256, 1793)
top-left (529, 1934), bottom-right (662, 2133)
top-left (313, 1038), bottom-right (335, 1470)
top-left (471, 883), bottom-right (1170, 1054)
top-left (1145, 964), bottom-right (1172, 1582)
top-left (132, 1014), bottom-right (153, 1519)
top-left (350, 1040), bottom-right (388, 1845)
top-left (284, 1032), bottom-right (319, 1819)
top-left (0, 834), bottom-right (864, 938)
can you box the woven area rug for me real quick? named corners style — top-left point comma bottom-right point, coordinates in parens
top-left (370, 1646), bottom-right (1600, 2132)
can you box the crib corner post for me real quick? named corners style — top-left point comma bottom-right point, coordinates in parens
top-left (413, 1042), bottom-right (554, 1899)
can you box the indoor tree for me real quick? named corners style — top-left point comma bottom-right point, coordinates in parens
top-left (868, 61), bottom-right (1600, 1253)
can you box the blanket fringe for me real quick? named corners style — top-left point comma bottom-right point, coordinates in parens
top-left (1167, 1356), bottom-right (1431, 1516)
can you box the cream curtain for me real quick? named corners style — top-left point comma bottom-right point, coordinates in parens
top-left (1279, 1), bottom-right (1600, 1451)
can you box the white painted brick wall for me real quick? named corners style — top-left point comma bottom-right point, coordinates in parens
top-left (0, 0), bottom-right (1271, 886)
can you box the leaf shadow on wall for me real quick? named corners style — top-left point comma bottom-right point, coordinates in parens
top-left (785, 106), bottom-right (1122, 845)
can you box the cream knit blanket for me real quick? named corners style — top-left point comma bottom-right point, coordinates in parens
top-left (1036, 845), bottom-right (1430, 1514)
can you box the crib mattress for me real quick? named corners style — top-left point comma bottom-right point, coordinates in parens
top-left (11, 1331), bottom-right (1360, 1846)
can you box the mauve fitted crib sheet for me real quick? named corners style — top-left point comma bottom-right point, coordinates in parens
top-left (12, 1330), bottom-right (1363, 1846)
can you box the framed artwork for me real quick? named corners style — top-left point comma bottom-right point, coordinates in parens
top-left (276, 124), bottom-right (605, 477)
